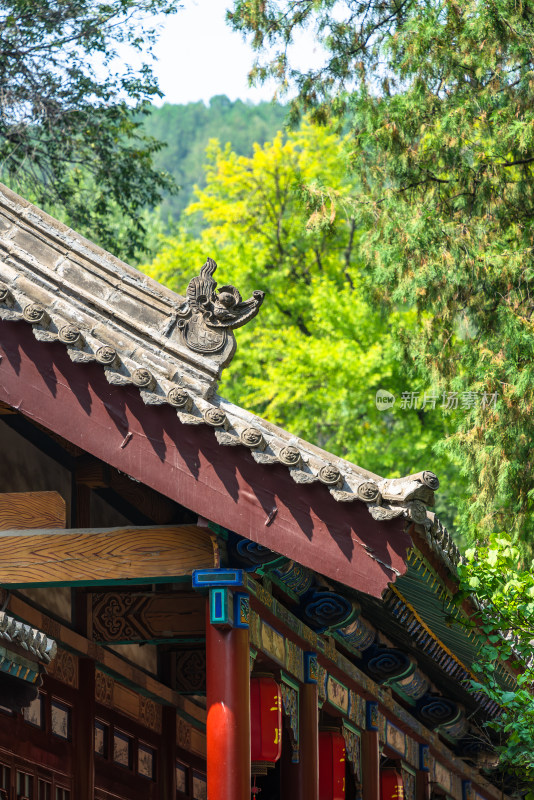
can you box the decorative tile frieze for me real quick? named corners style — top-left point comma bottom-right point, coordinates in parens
top-left (276, 603), bottom-right (306, 641)
top-left (177, 715), bottom-right (192, 750)
top-left (281, 676), bottom-right (299, 764)
top-left (405, 734), bottom-right (418, 768)
top-left (385, 720), bottom-right (406, 756)
top-left (419, 743), bottom-right (431, 771)
top-left (173, 650), bottom-right (206, 694)
top-left (378, 711), bottom-right (387, 743)
top-left (285, 639), bottom-right (304, 683)
top-left (366, 700), bottom-right (379, 731)
top-left (95, 670), bottom-right (113, 706)
top-left (260, 622), bottom-right (285, 666)
top-left (248, 609), bottom-right (306, 682)
top-left (304, 652), bottom-right (318, 684)
top-left (139, 695), bottom-right (163, 732)
top-left (317, 665), bottom-right (327, 702)
top-left (342, 721), bottom-right (362, 784)
top-left (234, 592), bottom-right (250, 628)
top-left (433, 759), bottom-right (452, 793)
top-left (47, 647), bottom-right (77, 688)
top-left (249, 611), bottom-right (261, 650)
top-left (255, 582), bottom-right (275, 611)
top-left (348, 691), bottom-right (366, 729)
top-left (326, 674), bottom-right (350, 714)
top-left (95, 669), bottom-right (162, 733)
top-left (402, 765), bottom-right (416, 800)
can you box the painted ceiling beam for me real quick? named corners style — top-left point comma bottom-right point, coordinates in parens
top-left (0, 524), bottom-right (216, 587)
top-left (90, 590), bottom-right (205, 643)
top-left (0, 491), bottom-right (66, 530)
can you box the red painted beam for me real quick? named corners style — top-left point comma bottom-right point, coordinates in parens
top-left (0, 320), bottom-right (411, 596)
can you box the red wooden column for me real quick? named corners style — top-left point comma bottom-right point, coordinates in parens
top-left (206, 598), bottom-right (250, 800)
top-left (281, 659), bottom-right (318, 800)
top-left (362, 702), bottom-right (380, 800)
top-left (299, 681), bottom-right (319, 800)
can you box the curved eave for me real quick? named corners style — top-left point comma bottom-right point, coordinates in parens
top-left (0, 318), bottom-right (411, 597)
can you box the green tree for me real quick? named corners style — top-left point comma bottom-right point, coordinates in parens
top-left (229, 0), bottom-right (534, 549)
top-left (145, 123), bottom-right (460, 508)
top-left (457, 537), bottom-right (534, 784)
top-left (142, 96), bottom-right (288, 225)
top-left (0, 0), bottom-right (180, 260)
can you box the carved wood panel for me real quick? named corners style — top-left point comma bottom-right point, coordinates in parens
top-left (91, 591), bottom-right (204, 643)
top-left (95, 669), bottom-right (162, 733)
top-left (46, 647), bottom-right (78, 688)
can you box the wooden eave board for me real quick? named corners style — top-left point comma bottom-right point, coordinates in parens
top-left (0, 319), bottom-right (411, 596)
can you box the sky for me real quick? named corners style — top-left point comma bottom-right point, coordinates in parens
top-left (150, 1), bottom-right (322, 106)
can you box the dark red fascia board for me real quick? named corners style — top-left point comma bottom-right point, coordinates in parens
top-left (0, 320), bottom-right (411, 596)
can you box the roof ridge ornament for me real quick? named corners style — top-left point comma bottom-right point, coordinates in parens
top-left (177, 257), bottom-right (265, 355)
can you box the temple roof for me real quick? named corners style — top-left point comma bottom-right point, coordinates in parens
top-left (0, 185), bottom-right (512, 776)
top-left (0, 182), bottom-right (459, 586)
top-left (0, 610), bottom-right (57, 666)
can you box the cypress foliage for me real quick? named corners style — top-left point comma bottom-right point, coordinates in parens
top-left (230, 0), bottom-right (534, 548)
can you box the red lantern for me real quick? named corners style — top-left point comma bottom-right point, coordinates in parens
top-left (381, 769), bottom-right (404, 800)
top-left (319, 730), bottom-right (346, 800)
top-left (250, 677), bottom-right (282, 775)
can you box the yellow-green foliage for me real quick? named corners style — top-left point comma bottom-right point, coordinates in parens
top-left (145, 123), bottom-right (457, 505)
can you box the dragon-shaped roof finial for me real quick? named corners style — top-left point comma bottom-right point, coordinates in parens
top-left (177, 258), bottom-right (265, 359)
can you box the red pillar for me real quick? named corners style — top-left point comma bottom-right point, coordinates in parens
top-left (206, 603), bottom-right (250, 800)
top-left (361, 731), bottom-right (380, 800)
top-left (281, 682), bottom-right (318, 800)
